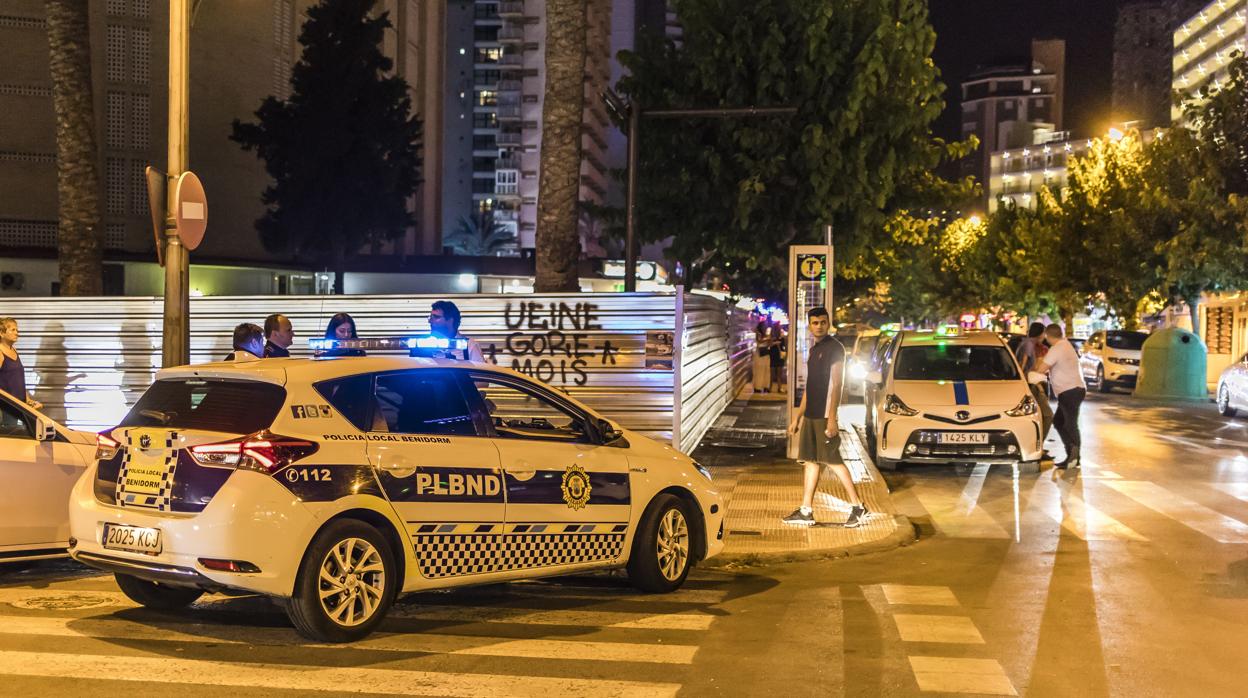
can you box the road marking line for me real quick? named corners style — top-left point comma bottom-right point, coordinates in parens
top-left (958, 464), bottom-right (991, 515)
top-left (1213, 482), bottom-right (1248, 503)
top-left (394, 603), bottom-right (716, 631)
top-left (0, 648), bottom-right (680, 698)
top-left (0, 615), bottom-right (698, 664)
top-left (893, 614), bottom-right (985, 644)
top-left (1030, 478), bottom-right (1147, 541)
top-left (912, 490), bottom-right (1011, 539)
top-left (908, 656), bottom-right (1017, 695)
top-left (1103, 480), bottom-right (1248, 544)
top-left (879, 585), bottom-right (959, 607)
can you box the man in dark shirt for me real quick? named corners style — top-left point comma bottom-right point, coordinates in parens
top-left (782, 307), bottom-right (868, 527)
top-left (263, 313), bottom-right (294, 358)
top-left (224, 323), bottom-right (264, 361)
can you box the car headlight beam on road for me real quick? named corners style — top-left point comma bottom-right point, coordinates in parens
top-left (1005, 394), bottom-right (1038, 417)
top-left (884, 394), bottom-right (919, 416)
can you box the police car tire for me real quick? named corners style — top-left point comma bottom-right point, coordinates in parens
top-left (286, 519), bottom-right (397, 643)
top-left (627, 494), bottom-right (693, 593)
top-left (114, 573), bottom-right (204, 610)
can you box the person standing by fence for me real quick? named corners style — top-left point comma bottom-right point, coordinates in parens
top-left (753, 321), bottom-right (772, 393)
top-left (0, 318), bottom-right (40, 409)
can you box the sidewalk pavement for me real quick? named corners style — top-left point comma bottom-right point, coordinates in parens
top-left (691, 389), bottom-right (915, 566)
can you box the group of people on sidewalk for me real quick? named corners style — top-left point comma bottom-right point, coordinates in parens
top-left (752, 320), bottom-right (787, 394)
top-left (779, 310), bottom-right (1086, 528)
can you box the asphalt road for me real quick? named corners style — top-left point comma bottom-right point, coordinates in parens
top-left (1, 392), bottom-right (1245, 696)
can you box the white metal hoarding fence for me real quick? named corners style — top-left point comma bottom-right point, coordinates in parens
top-left (2, 292), bottom-right (752, 452)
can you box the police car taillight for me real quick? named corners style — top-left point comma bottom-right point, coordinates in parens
top-left (189, 434), bottom-right (318, 473)
top-left (95, 432), bottom-right (120, 461)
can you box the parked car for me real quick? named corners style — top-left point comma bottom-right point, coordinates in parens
top-left (863, 329), bottom-right (1042, 471)
top-left (69, 350), bottom-right (724, 642)
top-left (1216, 353), bottom-right (1248, 416)
top-left (0, 390), bottom-right (96, 563)
top-left (1080, 330), bottom-right (1147, 392)
top-left (845, 333), bottom-right (883, 398)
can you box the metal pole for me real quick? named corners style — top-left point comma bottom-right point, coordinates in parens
top-left (624, 103), bottom-right (639, 293)
top-left (162, 0), bottom-right (190, 368)
top-left (825, 223), bottom-right (833, 314)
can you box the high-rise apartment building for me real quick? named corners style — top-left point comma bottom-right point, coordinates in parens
top-left (441, 0), bottom-right (616, 253)
top-left (1112, 0), bottom-right (1217, 128)
top-left (959, 39), bottom-right (1066, 208)
top-left (1172, 0), bottom-right (1248, 121)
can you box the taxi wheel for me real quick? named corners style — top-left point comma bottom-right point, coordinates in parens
top-left (1095, 366), bottom-right (1111, 393)
top-left (287, 520), bottom-right (397, 643)
top-left (627, 494), bottom-right (692, 593)
top-left (114, 573), bottom-right (204, 610)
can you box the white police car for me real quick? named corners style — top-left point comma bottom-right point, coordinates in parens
top-left (68, 337), bottom-right (723, 642)
top-left (863, 330), bottom-right (1043, 471)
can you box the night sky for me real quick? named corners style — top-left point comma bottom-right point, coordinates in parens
top-left (929, 0), bottom-right (1120, 143)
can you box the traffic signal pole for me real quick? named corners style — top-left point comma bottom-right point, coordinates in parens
top-left (162, 0), bottom-right (190, 367)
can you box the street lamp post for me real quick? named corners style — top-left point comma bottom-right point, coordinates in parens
top-left (162, 0), bottom-right (191, 368)
top-left (604, 90), bottom-right (797, 292)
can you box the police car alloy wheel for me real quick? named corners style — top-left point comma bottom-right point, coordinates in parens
top-left (114, 573), bottom-right (205, 610)
top-left (286, 519), bottom-right (397, 642)
top-left (627, 494), bottom-right (692, 593)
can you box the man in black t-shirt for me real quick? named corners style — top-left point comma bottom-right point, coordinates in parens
top-left (781, 307), bottom-right (869, 528)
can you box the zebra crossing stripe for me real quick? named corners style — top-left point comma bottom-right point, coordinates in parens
top-left (1213, 482), bottom-right (1248, 503)
top-left (393, 603), bottom-right (716, 630)
top-left (0, 649), bottom-right (680, 698)
top-left (1030, 477), bottom-right (1147, 542)
top-left (911, 489), bottom-right (1011, 539)
top-left (1103, 480), bottom-right (1248, 544)
top-left (0, 613), bottom-right (699, 664)
top-left (908, 656), bottom-right (1017, 695)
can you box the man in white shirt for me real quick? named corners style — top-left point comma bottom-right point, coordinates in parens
top-left (1037, 324), bottom-right (1087, 468)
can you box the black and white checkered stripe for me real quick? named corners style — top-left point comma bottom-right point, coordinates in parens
top-left (414, 533), bottom-right (626, 579)
top-left (115, 431), bottom-right (179, 511)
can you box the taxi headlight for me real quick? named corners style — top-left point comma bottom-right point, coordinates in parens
top-left (693, 461), bottom-right (713, 481)
top-left (848, 361), bottom-right (868, 380)
top-left (884, 394), bottom-right (918, 416)
top-left (1005, 394), bottom-right (1038, 417)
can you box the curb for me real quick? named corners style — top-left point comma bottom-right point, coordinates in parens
top-left (702, 513), bottom-right (916, 569)
top-left (703, 424), bottom-right (917, 568)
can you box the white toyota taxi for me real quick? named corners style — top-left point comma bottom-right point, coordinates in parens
top-left (864, 329), bottom-right (1043, 471)
top-left (69, 339), bottom-right (723, 642)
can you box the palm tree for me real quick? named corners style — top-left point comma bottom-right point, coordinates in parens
top-left (443, 212), bottom-right (518, 256)
top-left (534, 0), bottom-right (587, 291)
top-left (45, 0), bottom-right (103, 295)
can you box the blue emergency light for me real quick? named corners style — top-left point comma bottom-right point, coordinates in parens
top-left (308, 335), bottom-right (469, 355)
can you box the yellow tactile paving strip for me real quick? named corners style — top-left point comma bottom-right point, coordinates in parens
top-left (715, 426), bottom-right (902, 554)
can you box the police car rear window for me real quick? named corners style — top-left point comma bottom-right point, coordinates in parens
top-left (894, 345), bottom-right (1020, 381)
top-left (118, 378), bottom-right (287, 434)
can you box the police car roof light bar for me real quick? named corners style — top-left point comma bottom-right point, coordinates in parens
top-left (308, 335), bottom-right (469, 354)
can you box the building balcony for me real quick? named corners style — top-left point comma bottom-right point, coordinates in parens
top-left (496, 183), bottom-right (520, 197)
top-left (498, 79), bottom-right (523, 94)
top-left (497, 131), bottom-right (523, 147)
top-left (498, 54), bottom-right (524, 68)
top-left (498, 27), bottom-right (525, 44)
top-left (497, 155), bottom-right (522, 170)
top-left (498, 2), bottom-right (526, 18)
top-left (497, 104), bottom-right (522, 121)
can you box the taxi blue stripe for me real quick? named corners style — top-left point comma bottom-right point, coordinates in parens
top-left (953, 381), bottom-right (969, 405)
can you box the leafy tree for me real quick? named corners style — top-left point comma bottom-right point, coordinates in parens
top-left (615, 0), bottom-right (968, 289)
top-left (231, 0), bottom-right (422, 294)
top-left (534, 0), bottom-right (587, 292)
top-left (45, 0), bottom-right (103, 295)
top-left (443, 212), bottom-right (518, 256)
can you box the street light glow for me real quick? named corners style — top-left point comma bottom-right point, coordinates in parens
top-left (1108, 127), bottom-right (1125, 141)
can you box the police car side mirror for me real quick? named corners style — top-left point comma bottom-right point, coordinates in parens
top-left (598, 419), bottom-right (626, 446)
top-left (34, 416), bottom-right (56, 442)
